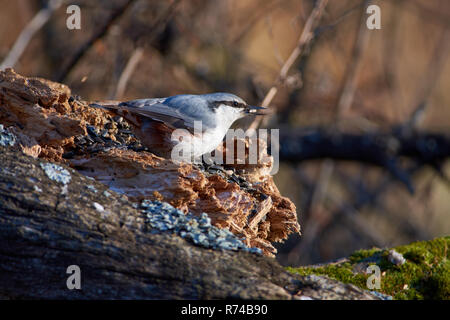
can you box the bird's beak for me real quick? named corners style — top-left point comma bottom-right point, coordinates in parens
top-left (245, 105), bottom-right (270, 115)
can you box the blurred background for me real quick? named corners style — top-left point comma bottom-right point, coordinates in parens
top-left (1, 0), bottom-right (449, 266)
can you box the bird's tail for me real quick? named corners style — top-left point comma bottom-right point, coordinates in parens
top-left (89, 100), bottom-right (123, 111)
top-left (89, 100), bottom-right (141, 127)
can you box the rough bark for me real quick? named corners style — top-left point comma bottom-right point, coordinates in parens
top-left (0, 147), bottom-right (378, 299)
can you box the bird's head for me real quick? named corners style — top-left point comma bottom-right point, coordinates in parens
top-left (202, 93), bottom-right (268, 121)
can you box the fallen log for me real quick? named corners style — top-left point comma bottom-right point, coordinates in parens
top-left (0, 68), bottom-right (380, 299)
top-left (0, 147), bottom-right (378, 299)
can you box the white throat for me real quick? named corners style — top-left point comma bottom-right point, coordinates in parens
top-left (171, 104), bottom-right (243, 159)
top-left (198, 105), bottom-right (242, 155)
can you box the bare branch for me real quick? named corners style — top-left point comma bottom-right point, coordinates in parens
top-left (265, 15), bottom-right (285, 67)
top-left (114, 47), bottom-right (144, 100)
top-left (294, 2), bottom-right (371, 257)
top-left (404, 26), bottom-right (450, 130)
top-left (335, 2), bottom-right (371, 119)
top-left (231, 0), bottom-right (288, 44)
top-left (279, 128), bottom-right (450, 191)
top-left (112, 0), bottom-right (182, 100)
top-left (55, 0), bottom-right (137, 82)
top-left (248, 0), bottom-right (329, 130)
top-left (0, 0), bottom-right (63, 70)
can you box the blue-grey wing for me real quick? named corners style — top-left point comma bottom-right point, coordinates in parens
top-left (120, 96), bottom-right (215, 131)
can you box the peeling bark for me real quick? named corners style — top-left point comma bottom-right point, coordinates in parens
top-left (0, 68), bottom-right (300, 256)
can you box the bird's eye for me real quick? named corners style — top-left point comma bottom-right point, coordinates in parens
top-left (233, 101), bottom-right (238, 107)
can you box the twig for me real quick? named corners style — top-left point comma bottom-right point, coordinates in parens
top-left (293, 159), bottom-right (334, 255)
top-left (381, 0), bottom-right (403, 121)
top-left (321, 15), bottom-right (450, 245)
top-left (314, 0), bottom-right (366, 36)
top-left (0, 0), bottom-right (64, 70)
top-left (286, 165), bottom-right (385, 264)
top-left (403, 25), bottom-right (450, 131)
top-left (276, 1), bottom-right (365, 124)
top-left (377, 22), bottom-right (450, 204)
top-left (329, 164), bottom-right (430, 239)
top-left (55, 0), bottom-right (137, 82)
top-left (265, 15), bottom-right (285, 67)
top-left (248, 0), bottom-right (329, 130)
top-left (112, 0), bottom-right (182, 99)
top-left (113, 47), bottom-right (144, 99)
top-left (291, 3), bottom-right (371, 260)
top-left (404, 0), bottom-right (450, 27)
top-left (335, 0), bottom-right (371, 119)
top-left (231, 0), bottom-right (288, 44)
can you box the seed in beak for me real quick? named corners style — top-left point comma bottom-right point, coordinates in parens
top-left (246, 105), bottom-right (268, 115)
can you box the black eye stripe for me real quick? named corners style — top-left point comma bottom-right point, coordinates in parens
top-left (217, 100), bottom-right (245, 108)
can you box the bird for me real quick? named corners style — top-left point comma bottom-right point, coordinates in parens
top-left (90, 93), bottom-right (267, 161)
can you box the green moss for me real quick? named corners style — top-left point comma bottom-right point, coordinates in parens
top-left (287, 236), bottom-right (449, 300)
top-left (348, 247), bottom-right (382, 263)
